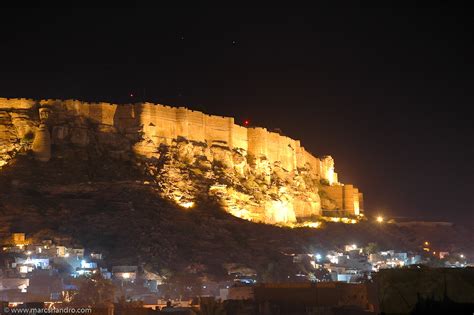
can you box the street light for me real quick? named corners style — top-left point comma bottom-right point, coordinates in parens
top-left (376, 216), bottom-right (384, 223)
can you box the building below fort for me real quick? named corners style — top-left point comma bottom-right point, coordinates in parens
top-left (0, 98), bottom-right (363, 225)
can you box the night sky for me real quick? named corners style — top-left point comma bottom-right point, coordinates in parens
top-left (1, 5), bottom-right (473, 223)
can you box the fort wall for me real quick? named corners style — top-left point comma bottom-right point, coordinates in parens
top-left (37, 99), bottom-right (327, 176)
top-left (230, 124), bottom-right (248, 152)
top-left (0, 98), bottom-right (363, 215)
top-left (321, 184), bottom-right (361, 216)
top-left (0, 98), bottom-right (36, 110)
top-left (358, 192), bottom-right (364, 212)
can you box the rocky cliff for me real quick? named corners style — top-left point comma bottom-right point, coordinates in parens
top-left (0, 98), bottom-right (363, 225)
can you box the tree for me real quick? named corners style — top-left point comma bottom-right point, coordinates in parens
top-left (161, 271), bottom-right (203, 299)
top-left (261, 262), bottom-right (277, 283)
top-left (116, 296), bottom-right (144, 308)
top-left (70, 274), bottom-right (115, 308)
top-left (199, 298), bottom-right (226, 315)
top-left (365, 242), bottom-right (379, 255)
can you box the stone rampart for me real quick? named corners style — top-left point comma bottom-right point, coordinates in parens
top-left (0, 98), bottom-right (364, 215)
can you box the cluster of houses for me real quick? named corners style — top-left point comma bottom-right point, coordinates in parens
top-left (291, 242), bottom-right (470, 284)
top-left (0, 233), bottom-right (153, 303)
top-left (0, 232), bottom-right (470, 310)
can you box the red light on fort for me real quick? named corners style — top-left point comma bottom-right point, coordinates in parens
top-left (244, 120), bottom-right (250, 126)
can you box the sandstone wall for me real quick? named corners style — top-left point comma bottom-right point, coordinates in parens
top-left (343, 185), bottom-right (356, 214)
top-left (321, 184), bottom-right (362, 216)
top-left (358, 192), bottom-right (364, 212)
top-left (299, 149), bottom-right (321, 174)
top-left (230, 124), bottom-right (248, 152)
top-left (42, 99), bottom-right (334, 181)
top-left (31, 124), bottom-right (51, 162)
top-left (0, 98), bottom-right (36, 110)
top-left (0, 98), bottom-right (341, 183)
top-left (1, 97), bottom-right (340, 186)
top-left (185, 109), bottom-right (205, 142)
top-left (320, 156), bottom-right (336, 185)
top-left (247, 127), bottom-right (299, 172)
top-left (246, 127), bottom-right (335, 180)
top-left (352, 187), bottom-right (360, 216)
top-left (0, 97), bottom-right (364, 219)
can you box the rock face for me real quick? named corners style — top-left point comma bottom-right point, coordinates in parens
top-left (0, 98), bottom-right (364, 225)
top-left (140, 138), bottom-right (323, 224)
top-left (0, 108), bottom-right (35, 168)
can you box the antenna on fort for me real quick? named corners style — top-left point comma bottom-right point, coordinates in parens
top-left (127, 93), bottom-right (133, 105)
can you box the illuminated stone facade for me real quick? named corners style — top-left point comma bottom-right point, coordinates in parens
top-left (0, 98), bottom-right (363, 225)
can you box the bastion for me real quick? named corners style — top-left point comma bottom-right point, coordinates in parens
top-left (0, 98), bottom-right (364, 222)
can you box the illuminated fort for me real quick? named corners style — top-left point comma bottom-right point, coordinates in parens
top-left (0, 98), bottom-right (363, 225)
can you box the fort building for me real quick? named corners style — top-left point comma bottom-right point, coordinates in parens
top-left (0, 98), bottom-right (364, 223)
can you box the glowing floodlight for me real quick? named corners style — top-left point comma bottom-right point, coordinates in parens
top-left (122, 272), bottom-right (131, 279)
top-left (180, 201), bottom-right (195, 209)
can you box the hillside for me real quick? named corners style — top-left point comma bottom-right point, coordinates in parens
top-left (0, 145), bottom-right (472, 280)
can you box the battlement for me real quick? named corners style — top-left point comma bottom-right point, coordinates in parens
top-left (0, 97), bottom-right (339, 182)
top-left (0, 97), bottom-right (363, 217)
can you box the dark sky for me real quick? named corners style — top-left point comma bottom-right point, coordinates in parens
top-left (1, 4), bottom-right (473, 223)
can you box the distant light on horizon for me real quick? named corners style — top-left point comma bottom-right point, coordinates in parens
top-left (376, 216), bottom-right (384, 223)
